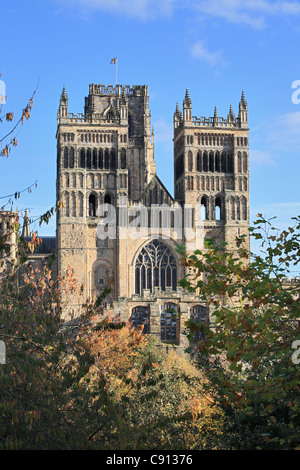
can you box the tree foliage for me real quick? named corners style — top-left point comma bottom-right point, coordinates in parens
top-left (178, 215), bottom-right (300, 449)
top-left (0, 264), bottom-right (226, 449)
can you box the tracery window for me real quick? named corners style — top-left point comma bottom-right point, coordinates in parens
top-left (135, 240), bottom-right (177, 295)
top-left (130, 306), bottom-right (150, 334)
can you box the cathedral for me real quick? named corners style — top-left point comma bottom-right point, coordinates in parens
top-left (5, 82), bottom-right (250, 350)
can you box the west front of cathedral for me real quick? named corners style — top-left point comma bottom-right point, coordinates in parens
top-left (22, 82), bottom-right (250, 350)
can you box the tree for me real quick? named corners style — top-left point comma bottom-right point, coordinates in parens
top-left (178, 215), bottom-right (300, 449)
top-left (0, 262), bottom-right (226, 450)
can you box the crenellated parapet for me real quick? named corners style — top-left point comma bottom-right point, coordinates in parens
top-left (174, 91), bottom-right (248, 136)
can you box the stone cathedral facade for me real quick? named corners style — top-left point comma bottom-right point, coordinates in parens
top-left (54, 83), bottom-right (250, 349)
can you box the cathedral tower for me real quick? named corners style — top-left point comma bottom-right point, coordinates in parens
top-left (56, 84), bottom-right (155, 311)
top-left (173, 90), bottom-right (250, 253)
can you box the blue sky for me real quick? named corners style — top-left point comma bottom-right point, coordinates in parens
top-left (1, 0), bottom-right (300, 253)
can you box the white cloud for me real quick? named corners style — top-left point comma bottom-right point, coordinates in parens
top-left (265, 111), bottom-right (300, 151)
top-left (55, 0), bottom-right (177, 20)
top-left (54, 0), bottom-right (300, 24)
top-left (190, 40), bottom-right (226, 68)
top-left (250, 110), bottom-right (300, 169)
top-left (193, 0), bottom-right (300, 29)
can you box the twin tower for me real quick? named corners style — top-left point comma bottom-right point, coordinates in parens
top-left (56, 83), bottom-right (249, 346)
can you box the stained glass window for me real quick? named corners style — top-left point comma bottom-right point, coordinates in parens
top-left (135, 240), bottom-right (177, 295)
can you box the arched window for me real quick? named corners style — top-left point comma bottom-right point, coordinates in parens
top-left (215, 197), bottom-right (221, 220)
top-left (89, 194), bottom-right (96, 217)
top-left (209, 151), bottom-right (214, 172)
top-left (110, 148), bottom-right (116, 170)
top-left (78, 192), bottom-right (83, 217)
top-left (80, 149), bottom-right (85, 168)
top-left (203, 151), bottom-right (208, 172)
top-left (243, 152), bottom-right (247, 173)
top-left (241, 196), bottom-right (247, 220)
top-left (104, 149), bottom-right (110, 169)
top-left (196, 151), bottom-right (202, 172)
top-left (98, 149), bottom-right (103, 169)
top-left (230, 196), bottom-right (235, 220)
top-left (215, 151), bottom-right (220, 172)
top-left (93, 265), bottom-right (109, 298)
top-left (120, 149), bottom-right (126, 169)
top-left (92, 148), bottom-right (97, 169)
top-left (135, 240), bottom-right (177, 295)
top-left (106, 110), bottom-right (114, 121)
top-left (71, 192), bottom-right (76, 217)
top-left (161, 302), bottom-right (178, 342)
top-left (190, 305), bottom-right (208, 342)
top-left (188, 150), bottom-right (193, 171)
top-left (201, 196), bottom-right (208, 220)
top-left (104, 193), bottom-right (111, 205)
top-left (69, 148), bottom-right (74, 168)
top-left (64, 192), bottom-right (69, 217)
top-left (64, 148), bottom-right (68, 168)
top-left (236, 197), bottom-right (241, 220)
top-left (130, 306), bottom-right (150, 334)
top-left (238, 152), bottom-right (242, 173)
top-left (87, 149), bottom-right (91, 169)
top-left (221, 151), bottom-right (226, 172)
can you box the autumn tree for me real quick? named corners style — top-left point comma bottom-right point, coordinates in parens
top-left (178, 215), bottom-right (300, 449)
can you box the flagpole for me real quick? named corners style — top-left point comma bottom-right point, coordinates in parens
top-left (110, 57), bottom-right (118, 86)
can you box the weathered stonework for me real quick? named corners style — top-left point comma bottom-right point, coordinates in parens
top-left (18, 83), bottom-right (250, 351)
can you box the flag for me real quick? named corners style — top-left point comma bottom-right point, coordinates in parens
top-left (110, 57), bottom-right (118, 64)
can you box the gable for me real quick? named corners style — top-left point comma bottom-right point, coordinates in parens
top-left (140, 175), bottom-right (174, 208)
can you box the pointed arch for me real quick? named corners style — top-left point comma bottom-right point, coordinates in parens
top-left (241, 195), bottom-right (247, 220)
top-left (134, 240), bottom-right (178, 295)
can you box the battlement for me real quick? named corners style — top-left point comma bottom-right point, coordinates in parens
top-left (88, 84), bottom-right (148, 97)
top-left (192, 115), bottom-right (239, 128)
